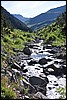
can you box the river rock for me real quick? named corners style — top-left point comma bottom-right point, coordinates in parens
top-left (28, 59), bottom-right (38, 65)
top-left (43, 64), bottom-right (58, 76)
top-left (43, 45), bottom-right (46, 50)
top-left (45, 64), bottom-right (66, 76)
top-left (23, 69), bottom-right (28, 73)
top-left (38, 58), bottom-right (47, 65)
top-left (24, 42), bottom-right (36, 48)
top-left (54, 61), bottom-right (59, 64)
top-left (46, 58), bottom-right (52, 62)
top-left (13, 48), bottom-right (19, 52)
top-left (29, 76), bottom-right (49, 94)
top-left (39, 51), bottom-right (43, 53)
top-left (43, 64), bottom-right (56, 72)
top-left (23, 47), bottom-right (32, 55)
top-left (28, 44), bottom-right (34, 48)
top-left (20, 63), bottom-right (25, 69)
top-left (57, 53), bottom-right (66, 60)
top-left (46, 64), bottom-right (56, 70)
top-left (43, 44), bottom-right (52, 50)
top-left (46, 45), bottom-right (52, 49)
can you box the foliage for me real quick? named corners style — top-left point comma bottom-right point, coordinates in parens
top-left (1, 75), bottom-right (29, 99)
top-left (1, 26), bottom-right (34, 99)
top-left (56, 86), bottom-right (66, 99)
top-left (1, 28), bottom-right (34, 58)
top-left (36, 12), bottom-right (66, 46)
top-left (1, 76), bottom-right (17, 99)
top-left (56, 12), bottom-right (66, 28)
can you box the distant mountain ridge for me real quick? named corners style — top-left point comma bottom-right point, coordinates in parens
top-left (1, 5), bottom-right (66, 32)
top-left (12, 14), bottom-right (30, 22)
top-left (1, 6), bottom-right (32, 32)
top-left (26, 5), bottom-right (66, 31)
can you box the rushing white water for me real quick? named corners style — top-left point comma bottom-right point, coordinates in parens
top-left (22, 40), bottom-right (66, 99)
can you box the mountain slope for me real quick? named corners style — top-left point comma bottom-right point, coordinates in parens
top-left (26, 5), bottom-right (66, 31)
top-left (1, 6), bottom-right (32, 32)
top-left (12, 14), bottom-right (30, 22)
top-left (36, 12), bottom-right (66, 46)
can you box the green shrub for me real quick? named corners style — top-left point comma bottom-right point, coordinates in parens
top-left (14, 38), bottom-right (22, 44)
top-left (5, 88), bottom-right (17, 99)
top-left (1, 87), bottom-right (17, 99)
top-left (56, 86), bottom-right (66, 99)
top-left (1, 76), bottom-right (17, 99)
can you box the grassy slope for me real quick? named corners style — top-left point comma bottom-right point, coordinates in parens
top-left (1, 28), bottom-right (35, 57)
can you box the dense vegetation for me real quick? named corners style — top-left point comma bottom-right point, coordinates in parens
top-left (36, 12), bottom-right (66, 46)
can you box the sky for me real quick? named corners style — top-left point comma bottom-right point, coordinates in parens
top-left (1, 1), bottom-right (66, 18)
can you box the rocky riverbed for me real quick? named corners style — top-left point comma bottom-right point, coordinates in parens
top-left (1, 39), bottom-right (66, 99)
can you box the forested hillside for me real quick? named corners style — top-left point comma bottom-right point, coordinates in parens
top-left (1, 6), bottom-right (32, 32)
top-left (36, 12), bottom-right (66, 46)
top-left (13, 14), bottom-right (30, 22)
top-left (26, 5), bottom-right (66, 31)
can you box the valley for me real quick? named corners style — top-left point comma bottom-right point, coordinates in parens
top-left (1, 4), bottom-right (66, 99)
top-left (13, 5), bottom-right (66, 32)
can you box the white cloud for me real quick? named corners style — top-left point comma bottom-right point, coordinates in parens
top-left (1, 1), bottom-right (66, 18)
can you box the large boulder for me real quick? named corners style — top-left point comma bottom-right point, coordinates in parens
top-left (29, 76), bottom-right (49, 95)
top-left (57, 53), bottom-right (66, 60)
top-left (23, 47), bottom-right (32, 55)
top-left (43, 64), bottom-right (66, 76)
top-left (28, 59), bottom-right (38, 65)
top-left (38, 58), bottom-right (47, 65)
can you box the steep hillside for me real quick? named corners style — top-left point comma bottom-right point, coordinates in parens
top-left (12, 14), bottom-right (30, 22)
top-left (1, 6), bottom-right (32, 32)
top-left (36, 12), bottom-right (66, 46)
top-left (26, 5), bottom-right (66, 31)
